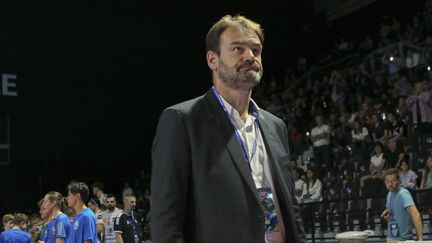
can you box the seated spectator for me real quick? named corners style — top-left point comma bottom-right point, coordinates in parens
top-left (386, 112), bottom-right (405, 139)
top-left (359, 143), bottom-right (388, 198)
top-left (301, 168), bottom-right (323, 203)
top-left (361, 143), bottom-right (386, 181)
top-left (292, 168), bottom-right (305, 203)
top-left (351, 119), bottom-right (371, 149)
top-left (399, 160), bottom-right (418, 190)
top-left (385, 137), bottom-right (405, 168)
top-left (369, 113), bottom-right (389, 144)
top-left (420, 155), bottom-right (432, 189)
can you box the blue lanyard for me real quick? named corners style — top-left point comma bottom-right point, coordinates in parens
top-left (129, 212), bottom-right (138, 234)
top-left (212, 86), bottom-right (259, 170)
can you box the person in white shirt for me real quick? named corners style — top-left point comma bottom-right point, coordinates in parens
top-left (310, 114), bottom-right (331, 171)
top-left (301, 168), bottom-right (323, 203)
top-left (360, 143), bottom-right (387, 197)
top-left (102, 194), bottom-right (122, 243)
top-left (292, 168), bottom-right (305, 203)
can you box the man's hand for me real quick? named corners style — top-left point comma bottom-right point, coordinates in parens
top-left (381, 209), bottom-right (389, 221)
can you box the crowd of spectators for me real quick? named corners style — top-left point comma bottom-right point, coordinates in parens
top-left (253, 0), bottom-right (432, 235)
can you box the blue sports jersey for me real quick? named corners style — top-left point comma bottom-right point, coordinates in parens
top-left (0, 228), bottom-right (31, 243)
top-left (44, 213), bottom-right (71, 243)
top-left (67, 208), bottom-right (98, 243)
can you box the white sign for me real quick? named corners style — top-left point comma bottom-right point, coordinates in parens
top-left (1, 74), bottom-right (18, 96)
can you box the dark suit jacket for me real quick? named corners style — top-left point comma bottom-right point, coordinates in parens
top-left (151, 89), bottom-right (306, 243)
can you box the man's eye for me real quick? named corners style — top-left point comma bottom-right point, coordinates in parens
top-left (233, 47), bottom-right (243, 52)
top-left (252, 48), bottom-right (261, 55)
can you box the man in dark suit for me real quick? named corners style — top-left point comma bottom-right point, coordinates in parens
top-left (151, 15), bottom-right (306, 243)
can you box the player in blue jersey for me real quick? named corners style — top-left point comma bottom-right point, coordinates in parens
top-left (42, 191), bottom-right (71, 243)
top-left (66, 182), bottom-right (98, 243)
top-left (0, 213), bottom-right (31, 243)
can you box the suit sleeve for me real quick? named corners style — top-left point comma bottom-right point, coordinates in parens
top-left (151, 108), bottom-right (191, 243)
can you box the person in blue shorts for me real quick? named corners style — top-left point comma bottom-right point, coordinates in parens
top-left (66, 182), bottom-right (98, 243)
top-left (380, 169), bottom-right (423, 243)
top-left (42, 191), bottom-right (71, 243)
top-left (0, 213), bottom-right (31, 243)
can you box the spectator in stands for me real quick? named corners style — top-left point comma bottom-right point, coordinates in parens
top-left (394, 73), bottom-right (412, 98)
top-left (363, 143), bottom-right (387, 180)
top-left (2, 214), bottom-right (14, 231)
top-left (399, 160), bottom-right (418, 190)
top-left (41, 191), bottom-right (71, 243)
top-left (381, 50), bottom-right (402, 79)
top-left (0, 213), bottom-right (31, 243)
top-left (386, 112), bottom-right (405, 139)
top-left (381, 169), bottom-right (423, 242)
top-left (91, 181), bottom-right (107, 209)
top-left (102, 194), bottom-right (122, 243)
top-left (87, 197), bottom-right (104, 242)
top-left (359, 101), bottom-right (376, 122)
top-left (292, 168), bottom-right (305, 203)
top-left (330, 109), bottom-right (351, 147)
top-left (351, 118), bottom-right (370, 149)
top-left (288, 122), bottom-right (307, 162)
top-left (329, 70), bottom-right (348, 106)
top-left (66, 181), bottom-right (98, 243)
top-left (360, 143), bottom-right (387, 198)
top-left (310, 114), bottom-right (331, 170)
top-left (420, 155), bottom-right (432, 189)
top-left (408, 81), bottom-right (432, 129)
top-left (385, 137), bottom-right (405, 169)
top-left (405, 49), bottom-right (420, 69)
top-left (369, 113), bottom-right (389, 143)
top-left (301, 168), bottom-right (323, 203)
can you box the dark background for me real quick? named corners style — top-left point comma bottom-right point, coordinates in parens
top-left (0, 0), bottom-right (422, 214)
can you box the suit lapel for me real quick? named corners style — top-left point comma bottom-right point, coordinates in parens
top-left (259, 112), bottom-right (303, 242)
top-left (257, 112), bottom-right (282, 170)
top-left (203, 90), bottom-right (261, 204)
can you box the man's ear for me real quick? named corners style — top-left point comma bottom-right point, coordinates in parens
top-left (206, 51), bottom-right (218, 71)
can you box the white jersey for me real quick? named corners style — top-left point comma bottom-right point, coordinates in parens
top-left (102, 207), bottom-right (122, 243)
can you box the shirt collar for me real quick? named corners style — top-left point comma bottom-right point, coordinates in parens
top-left (218, 94), bottom-right (260, 124)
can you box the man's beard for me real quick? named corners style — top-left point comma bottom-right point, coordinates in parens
top-left (107, 205), bottom-right (115, 211)
top-left (217, 59), bottom-right (263, 90)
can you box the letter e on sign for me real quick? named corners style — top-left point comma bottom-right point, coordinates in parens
top-left (2, 74), bottom-right (18, 96)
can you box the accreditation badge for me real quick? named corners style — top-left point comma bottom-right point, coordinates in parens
top-left (390, 223), bottom-right (399, 237)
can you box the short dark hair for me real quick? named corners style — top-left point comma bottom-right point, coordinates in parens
top-left (106, 193), bottom-right (116, 201)
top-left (91, 181), bottom-right (104, 191)
top-left (68, 181), bottom-right (89, 203)
top-left (88, 196), bottom-right (101, 208)
top-left (205, 15), bottom-right (264, 55)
